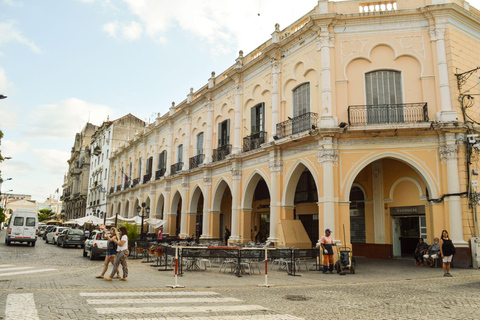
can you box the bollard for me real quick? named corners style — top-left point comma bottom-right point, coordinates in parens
top-left (167, 246), bottom-right (185, 288)
top-left (258, 248), bottom-right (274, 287)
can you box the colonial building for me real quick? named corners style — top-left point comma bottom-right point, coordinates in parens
top-left (62, 123), bottom-right (97, 220)
top-left (86, 114), bottom-right (145, 218)
top-left (108, 0), bottom-right (480, 267)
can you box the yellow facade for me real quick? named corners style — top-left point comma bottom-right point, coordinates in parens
top-left (107, 0), bottom-right (480, 267)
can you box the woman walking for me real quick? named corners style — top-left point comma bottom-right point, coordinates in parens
top-left (96, 227), bottom-right (121, 279)
top-left (440, 229), bottom-right (455, 277)
top-left (104, 226), bottom-right (129, 281)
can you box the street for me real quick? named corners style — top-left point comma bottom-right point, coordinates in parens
top-left (1, 230), bottom-right (480, 320)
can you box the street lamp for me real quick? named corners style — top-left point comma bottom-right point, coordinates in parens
top-left (138, 202), bottom-right (148, 239)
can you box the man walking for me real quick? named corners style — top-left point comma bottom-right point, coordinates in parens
top-left (320, 229), bottom-right (335, 274)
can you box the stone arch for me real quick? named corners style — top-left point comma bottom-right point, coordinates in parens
top-left (133, 198), bottom-right (140, 217)
top-left (212, 178), bottom-right (233, 212)
top-left (282, 159), bottom-right (321, 207)
top-left (342, 152), bottom-right (438, 202)
top-left (189, 185), bottom-right (204, 212)
top-left (241, 170), bottom-right (271, 209)
top-left (124, 200), bottom-right (130, 218)
top-left (389, 177), bottom-right (426, 201)
top-left (170, 190), bottom-right (182, 215)
top-left (156, 193), bottom-right (165, 219)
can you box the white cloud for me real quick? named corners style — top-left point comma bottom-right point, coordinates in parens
top-left (111, 0), bottom-right (318, 54)
top-left (1, 140), bottom-right (30, 156)
top-left (2, 0), bottom-right (23, 7)
top-left (0, 104), bottom-right (18, 131)
top-left (32, 149), bottom-right (70, 175)
top-left (0, 20), bottom-right (41, 54)
top-left (103, 21), bottom-right (119, 38)
top-left (122, 21), bottom-right (143, 40)
top-left (25, 98), bottom-right (114, 139)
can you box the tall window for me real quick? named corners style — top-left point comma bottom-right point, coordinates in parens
top-left (350, 186), bottom-right (366, 243)
top-left (146, 157), bottom-right (153, 176)
top-left (158, 151), bottom-right (167, 170)
top-left (138, 158), bottom-right (142, 179)
top-left (196, 132), bottom-right (204, 155)
top-left (365, 70), bottom-right (404, 124)
top-left (177, 144), bottom-right (183, 163)
top-left (251, 103), bottom-right (265, 133)
top-left (293, 83), bottom-right (310, 117)
top-left (218, 119), bottom-right (230, 147)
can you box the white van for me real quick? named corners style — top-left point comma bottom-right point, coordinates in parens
top-left (5, 209), bottom-right (38, 246)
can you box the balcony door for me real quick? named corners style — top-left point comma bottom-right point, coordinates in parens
top-left (365, 70), bottom-right (404, 124)
top-left (292, 83), bottom-right (310, 134)
top-left (218, 119), bottom-right (230, 147)
top-left (196, 132), bottom-right (204, 155)
top-left (251, 103), bottom-right (265, 135)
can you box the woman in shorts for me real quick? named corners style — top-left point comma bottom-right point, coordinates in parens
top-left (96, 227), bottom-right (121, 279)
top-left (440, 229), bottom-right (455, 277)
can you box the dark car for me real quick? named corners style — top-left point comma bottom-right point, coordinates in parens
top-left (57, 229), bottom-right (85, 248)
top-left (43, 225), bottom-right (56, 240)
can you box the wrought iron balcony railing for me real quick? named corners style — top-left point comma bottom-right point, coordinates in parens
top-left (171, 162), bottom-right (184, 175)
top-left (275, 112), bottom-right (318, 139)
top-left (132, 178), bottom-right (140, 187)
top-left (116, 185), bottom-right (122, 192)
top-left (124, 181), bottom-right (130, 189)
top-left (189, 154), bottom-right (204, 169)
top-left (348, 103), bottom-right (428, 126)
top-left (109, 187), bottom-right (114, 194)
top-left (213, 144), bottom-right (232, 162)
top-left (143, 174), bottom-right (152, 184)
top-left (155, 168), bottom-right (166, 180)
top-left (243, 131), bottom-right (267, 152)
top-left (73, 193), bottom-right (80, 199)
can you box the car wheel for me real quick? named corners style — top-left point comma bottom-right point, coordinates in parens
top-left (61, 241), bottom-right (65, 248)
top-left (31, 241), bottom-right (36, 247)
top-left (6, 240), bottom-right (10, 246)
top-left (45, 238), bottom-right (49, 244)
top-left (83, 248), bottom-right (87, 257)
top-left (89, 251), bottom-right (95, 260)
top-left (53, 239), bottom-right (56, 245)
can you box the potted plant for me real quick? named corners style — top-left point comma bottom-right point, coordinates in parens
top-left (147, 245), bottom-right (156, 255)
top-left (155, 246), bottom-right (163, 257)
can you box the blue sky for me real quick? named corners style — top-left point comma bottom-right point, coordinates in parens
top-left (0, 0), bottom-right (321, 201)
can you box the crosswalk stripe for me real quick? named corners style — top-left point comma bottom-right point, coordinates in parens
top-left (95, 305), bottom-right (269, 315)
top-left (5, 293), bottom-right (39, 320)
top-left (80, 291), bottom-right (220, 297)
top-left (87, 297), bottom-right (240, 305)
top-left (0, 267), bottom-right (34, 272)
top-left (112, 316), bottom-right (305, 320)
top-left (0, 269), bottom-right (57, 277)
top-left (0, 265), bottom-right (14, 268)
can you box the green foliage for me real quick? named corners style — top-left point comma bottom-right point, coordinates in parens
top-left (120, 222), bottom-right (139, 241)
top-left (0, 207), bottom-right (5, 223)
top-left (0, 129), bottom-right (3, 163)
top-left (38, 209), bottom-right (55, 222)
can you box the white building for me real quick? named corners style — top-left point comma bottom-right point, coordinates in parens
top-left (86, 114), bottom-right (145, 218)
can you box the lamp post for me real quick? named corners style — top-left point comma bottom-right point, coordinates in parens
top-left (138, 202), bottom-right (148, 239)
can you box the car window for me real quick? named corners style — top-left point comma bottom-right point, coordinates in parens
top-left (96, 233), bottom-right (102, 240)
top-left (13, 217), bottom-right (24, 226)
top-left (26, 217), bottom-right (36, 227)
top-left (89, 233), bottom-right (95, 240)
top-left (69, 230), bottom-right (84, 235)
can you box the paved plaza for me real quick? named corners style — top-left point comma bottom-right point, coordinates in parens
top-left (0, 230), bottom-right (480, 320)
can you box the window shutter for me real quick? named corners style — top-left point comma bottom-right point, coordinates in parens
top-left (226, 119), bottom-right (231, 145)
top-left (251, 106), bottom-right (257, 133)
top-left (261, 103), bottom-right (265, 132)
top-left (218, 122), bottom-right (222, 147)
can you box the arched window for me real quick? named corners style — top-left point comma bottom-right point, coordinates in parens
top-left (196, 132), bottom-right (204, 155)
top-left (365, 70), bottom-right (404, 124)
top-left (177, 144), bottom-right (183, 163)
top-left (293, 83), bottom-right (310, 117)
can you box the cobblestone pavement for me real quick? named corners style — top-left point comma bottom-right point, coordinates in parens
top-left (1, 229), bottom-right (480, 319)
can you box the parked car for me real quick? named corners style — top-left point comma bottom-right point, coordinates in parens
top-left (43, 225), bottom-right (56, 240)
top-left (38, 225), bottom-right (47, 237)
top-left (57, 229), bottom-right (85, 248)
top-left (46, 226), bottom-right (68, 244)
top-left (83, 230), bottom-right (108, 260)
top-left (5, 209), bottom-right (38, 246)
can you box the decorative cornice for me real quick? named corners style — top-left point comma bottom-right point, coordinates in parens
top-left (318, 149), bottom-right (338, 165)
top-left (440, 146), bottom-right (457, 163)
top-left (231, 168), bottom-right (242, 181)
top-left (203, 177), bottom-right (212, 187)
top-left (269, 160), bottom-right (283, 175)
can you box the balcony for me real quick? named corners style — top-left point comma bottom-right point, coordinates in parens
top-left (124, 181), bottom-right (130, 189)
top-left (189, 154), bottom-right (204, 169)
top-left (73, 193), bottom-right (80, 199)
top-left (155, 168), bottom-right (166, 180)
top-left (213, 144), bottom-right (231, 162)
top-left (171, 162), bottom-right (183, 175)
top-left (275, 112), bottom-right (318, 140)
top-left (243, 131), bottom-right (266, 152)
top-left (96, 200), bottom-right (99, 205)
top-left (143, 173), bottom-right (152, 184)
top-left (116, 185), bottom-right (122, 192)
top-left (132, 178), bottom-right (140, 187)
top-left (109, 187), bottom-right (114, 194)
top-left (348, 103), bottom-right (428, 126)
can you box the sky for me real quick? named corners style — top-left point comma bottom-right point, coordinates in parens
top-left (2, 0), bottom-right (480, 203)
top-left (0, 0), bottom-right (322, 202)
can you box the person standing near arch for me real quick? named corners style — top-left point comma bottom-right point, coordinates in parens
top-left (440, 230), bottom-right (455, 277)
top-left (320, 229), bottom-right (335, 274)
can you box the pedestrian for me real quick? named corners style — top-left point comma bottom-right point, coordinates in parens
top-left (224, 228), bottom-right (231, 244)
top-left (96, 227), bottom-right (121, 279)
top-left (413, 238), bottom-right (429, 266)
top-left (423, 237), bottom-right (441, 267)
top-left (320, 228), bottom-right (335, 274)
top-left (440, 229), bottom-right (455, 277)
top-left (84, 228), bottom-right (90, 238)
top-left (157, 226), bottom-right (163, 243)
top-left (104, 226), bottom-right (129, 281)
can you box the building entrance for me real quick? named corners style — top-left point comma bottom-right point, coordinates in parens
top-left (391, 206), bottom-right (426, 257)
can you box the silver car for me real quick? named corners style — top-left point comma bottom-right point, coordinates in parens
top-left (46, 226), bottom-right (68, 244)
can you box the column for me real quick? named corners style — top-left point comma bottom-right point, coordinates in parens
top-left (152, 142), bottom-right (158, 178)
top-left (271, 60), bottom-right (280, 141)
top-left (317, 27), bottom-right (337, 128)
top-left (179, 178), bottom-right (189, 238)
top-left (233, 83), bottom-right (243, 154)
top-left (230, 164), bottom-right (242, 241)
top-left (205, 100), bottom-right (214, 163)
top-left (268, 151), bottom-right (282, 243)
top-left (163, 183), bottom-right (172, 236)
top-left (183, 113), bottom-right (191, 171)
top-left (165, 121), bottom-right (173, 176)
top-left (201, 175), bottom-right (212, 239)
top-left (440, 137), bottom-right (467, 245)
top-left (430, 24), bottom-right (457, 122)
top-left (371, 160), bottom-right (385, 244)
top-left (317, 138), bottom-right (338, 244)
top-left (141, 140), bottom-right (147, 183)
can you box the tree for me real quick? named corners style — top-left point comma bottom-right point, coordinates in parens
top-left (0, 129), bottom-right (3, 184)
top-left (38, 208), bottom-right (55, 222)
top-left (0, 207), bottom-right (5, 224)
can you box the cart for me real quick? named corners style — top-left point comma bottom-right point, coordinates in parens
top-left (335, 246), bottom-right (355, 274)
